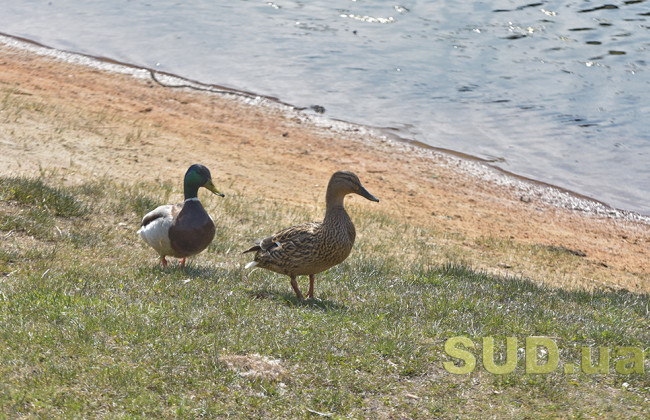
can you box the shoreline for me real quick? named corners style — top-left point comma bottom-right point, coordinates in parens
top-left (0, 36), bottom-right (648, 293)
top-left (3, 32), bottom-right (648, 222)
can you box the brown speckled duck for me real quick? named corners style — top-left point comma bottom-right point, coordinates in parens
top-left (138, 164), bottom-right (224, 267)
top-left (243, 171), bottom-right (379, 300)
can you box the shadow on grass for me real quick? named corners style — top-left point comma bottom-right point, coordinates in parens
top-left (248, 288), bottom-right (347, 312)
top-left (141, 262), bottom-right (228, 280)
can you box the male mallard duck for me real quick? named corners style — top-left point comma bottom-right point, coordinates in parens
top-left (243, 171), bottom-right (379, 300)
top-left (138, 164), bottom-right (224, 267)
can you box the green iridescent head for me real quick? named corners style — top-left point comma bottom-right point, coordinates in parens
top-left (183, 164), bottom-right (224, 199)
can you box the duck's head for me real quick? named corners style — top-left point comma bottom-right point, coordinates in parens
top-left (327, 171), bottom-right (379, 202)
top-left (184, 164), bottom-right (225, 199)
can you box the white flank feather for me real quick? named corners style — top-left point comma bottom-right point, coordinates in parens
top-left (245, 261), bottom-right (258, 269)
top-left (138, 205), bottom-right (175, 257)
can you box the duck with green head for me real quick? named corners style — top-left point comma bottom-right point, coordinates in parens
top-left (138, 164), bottom-right (224, 267)
top-left (244, 171), bottom-right (379, 300)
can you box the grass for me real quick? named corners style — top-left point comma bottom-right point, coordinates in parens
top-left (0, 175), bottom-right (648, 418)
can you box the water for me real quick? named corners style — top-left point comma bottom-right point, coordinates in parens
top-left (1, 0), bottom-right (648, 214)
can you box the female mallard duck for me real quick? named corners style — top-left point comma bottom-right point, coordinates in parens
top-left (138, 164), bottom-right (224, 267)
top-left (244, 171), bottom-right (379, 300)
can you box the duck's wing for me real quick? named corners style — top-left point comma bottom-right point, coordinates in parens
top-left (244, 222), bottom-right (320, 254)
top-left (244, 222), bottom-right (321, 272)
top-left (140, 203), bottom-right (182, 229)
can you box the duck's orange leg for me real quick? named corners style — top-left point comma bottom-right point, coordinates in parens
top-left (180, 258), bottom-right (187, 268)
top-left (161, 257), bottom-right (168, 267)
top-left (290, 275), bottom-right (305, 300)
top-left (306, 274), bottom-right (315, 299)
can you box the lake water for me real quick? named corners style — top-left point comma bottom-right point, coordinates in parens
top-left (1, 0), bottom-right (648, 214)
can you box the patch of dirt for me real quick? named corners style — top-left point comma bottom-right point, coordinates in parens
top-left (218, 354), bottom-right (287, 382)
top-left (0, 42), bottom-right (648, 292)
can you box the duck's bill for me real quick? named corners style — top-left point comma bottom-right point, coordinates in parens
top-left (204, 180), bottom-right (225, 197)
top-left (359, 185), bottom-right (379, 202)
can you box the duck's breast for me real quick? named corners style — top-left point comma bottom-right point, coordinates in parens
top-left (169, 199), bottom-right (216, 257)
top-left (318, 210), bottom-right (356, 264)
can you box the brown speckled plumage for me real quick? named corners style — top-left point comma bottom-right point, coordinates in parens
top-left (244, 171), bottom-right (379, 300)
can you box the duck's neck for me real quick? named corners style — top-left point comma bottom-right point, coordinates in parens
top-left (324, 193), bottom-right (355, 244)
top-left (183, 181), bottom-right (200, 200)
top-left (324, 191), bottom-right (346, 220)
top-left (324, 193), bottom-right (353, 229)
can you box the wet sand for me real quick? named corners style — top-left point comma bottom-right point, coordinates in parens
top-left (1, 40), bottom-right (648, 293)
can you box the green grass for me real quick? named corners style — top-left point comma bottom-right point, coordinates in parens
top-left (0, 176), bottom-right (88, 217)
top-left (0, 175), bottom-right (648, 418)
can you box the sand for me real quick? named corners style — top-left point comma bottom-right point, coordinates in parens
top-left (0, 39), bottom-right (648, 293)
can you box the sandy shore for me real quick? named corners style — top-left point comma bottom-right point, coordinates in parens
top-left (1, 38), bottom-right (648, 293)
